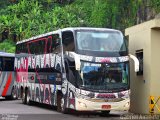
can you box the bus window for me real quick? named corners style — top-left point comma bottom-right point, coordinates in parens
top-left (28, 42), bottom-right (37, 54)
top-left (38, 40), bottom-right (45, 54)
top-left (47, 37), bottom-right (52, 53)
top-left (0, 57), bottom-right (2, 71)
top-left (62, 31), bottom-right (75, 51)
top-left (34, 41), bottom-right (40, 54)
top-left (52, 34), bottom-right (60, 53)
top-left (21, 43), bottom-right (27, 53)
top-left (22, 43), bottom-right (25, 53)
top-left (2, 57), bottom-right (14, 71)
top-left (16, 44), bottom-right (19, 54)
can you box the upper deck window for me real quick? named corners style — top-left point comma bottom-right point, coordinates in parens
top-left (62, 31), bottom-right (75, 51)
top-left (76, 30), bottom-right (127, 52)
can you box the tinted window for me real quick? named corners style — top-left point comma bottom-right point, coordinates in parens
top-left (0, 57), bottom-right (2, 70)
top-left (39, 40), bottom-right (45, 54)
top-left (2, 57), bottom-right (14, 71)
top-left (62, 31), bottom-right (75, 51)
top-left (76, 30), bottom-right (126, 52)
top-left (52, 34), bottom-right (60, 53)
top-left (16, 44), bottom-right (20, 54)
top-left (17, 34), bottom-right (60, 55)
top-left (27, 39), bottom-right (46, 55)
top-left (47, 37), bottom-right (52, 53)
top-left (23, 43), bottom-right (27, 53)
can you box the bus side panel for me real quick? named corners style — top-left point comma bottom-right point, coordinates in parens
top-left (0, 72), bottom-right (15, 97)
top-left (29, 82), bottom-right (60, 106)
top-left (30, 72), bottom-right (61, 106)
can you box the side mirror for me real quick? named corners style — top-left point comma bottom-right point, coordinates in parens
top-left (129, 54), bottom-right (139, 72)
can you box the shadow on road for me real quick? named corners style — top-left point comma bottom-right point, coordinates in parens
top-left (0, 97), bottom-right (15, 101)
top-left (16, 101), bottom-right (57, 111)
top-left (22, 101), bottom-right (121, 118)
top-left (11, 100), bottom-right (125, 119)
top-left (70, 111), bottom-right (120, 118)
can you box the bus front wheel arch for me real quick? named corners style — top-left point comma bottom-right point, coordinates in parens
top-left (26, 88), bottom-right (31, 105)
top-left (57, 91), bottom-right (68, 113)
top-left (5, 86), bottom-right (17, 100)
top-left (22, 87), bottom-right (29, 104)
top-left (20, 86), bottom-right (23, 98)
top-left (57, 92), bottom-right (62, 112)
top-left (10, 86), bottom-right (17, 100)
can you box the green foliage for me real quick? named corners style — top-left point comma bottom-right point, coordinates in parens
top-left (0, 0), bottom-right (160, 53)
top-left (150, 0), bottom-right (160, 12)
top-left (0, 40), bottom-right (15, 53)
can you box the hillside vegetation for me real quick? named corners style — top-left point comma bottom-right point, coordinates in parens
top-left (0, 0), bottom-right (160, 52)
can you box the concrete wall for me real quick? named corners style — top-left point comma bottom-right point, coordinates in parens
top-left (125, 19), bottom-right (160, 114)
top-left (150, 28), bottom-right (160, 113)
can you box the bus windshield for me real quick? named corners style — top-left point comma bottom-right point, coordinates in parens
top-left (76, 30), bottom-right (126, 52)
top-left (77, 61), bottom-right (129, 92)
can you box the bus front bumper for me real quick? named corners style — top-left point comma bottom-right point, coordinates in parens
top-left (75, 98), bottom-right (130, 111)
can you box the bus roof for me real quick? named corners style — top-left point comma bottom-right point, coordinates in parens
top-left (61, 27), bottom-right (121, 32)
top-left (16, 27), bottom-right (122, 44)
top-left (0, 52), bottom-right (15, 57)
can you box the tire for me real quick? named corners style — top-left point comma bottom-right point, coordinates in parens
top-left (57, 93), bottom-right (62, 112)
top-left (22, 89), bottom-right (27, 104)
top-left (5, 96), bottom-right (11, 100)
top-left (26, 89), bottom-right (31, 105)
top-left (5, 87), bottom-right (17, 100)
top-left (11, 87), bottom-right (17, 100)
top-left (57, 93), bottom-right (68, 113)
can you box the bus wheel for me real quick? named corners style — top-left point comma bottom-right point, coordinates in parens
top-left (57, 93), bottom-right (68, 113)
top-left (11, 87), bottom-right (17, 100)
top-left (22, 90), bottom-right (27, 104)
top-left (26, 90), bottom-right (31, 105)
top-left (5, 87), bottom-right (17, 100)
top-left (57, 93), bottom-right (62, 112)
top-left (5, 96), bottom-right (11, 100)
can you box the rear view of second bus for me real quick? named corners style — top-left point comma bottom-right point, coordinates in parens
top-left (0, 52), bottom-right (17, 100)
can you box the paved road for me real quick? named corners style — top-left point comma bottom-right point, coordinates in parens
top-left (0, 97), bottom-right (128, 120)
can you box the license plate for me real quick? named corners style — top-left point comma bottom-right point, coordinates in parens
top-left (102, 105), bottom-right (111, 109)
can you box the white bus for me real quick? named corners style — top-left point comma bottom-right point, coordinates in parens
top-left (0, 52), bottom-right (16, 99)
top-left (15, 27), bottom-right (139, 114)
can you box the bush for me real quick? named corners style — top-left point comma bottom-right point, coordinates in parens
top-left (0, 40), bottom-right (15, 53)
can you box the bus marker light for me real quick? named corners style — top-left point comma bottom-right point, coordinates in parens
top-left (124, 102), bottom-right (130, 108)
top-left (31, 76), bottom-right (34, 80)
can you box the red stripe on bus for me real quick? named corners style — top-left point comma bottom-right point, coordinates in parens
top-left (2, 73), bottom-right (12, 96)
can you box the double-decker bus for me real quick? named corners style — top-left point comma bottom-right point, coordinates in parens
top-left (15, 27), bottom-right (139, 114)
top-left (0, 52), bottom-right (16, 99)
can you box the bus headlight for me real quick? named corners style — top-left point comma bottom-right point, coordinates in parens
top-left (124, 102), bottom-right (130, 108)
top-left (78, 101), bottom-right (87, 108)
